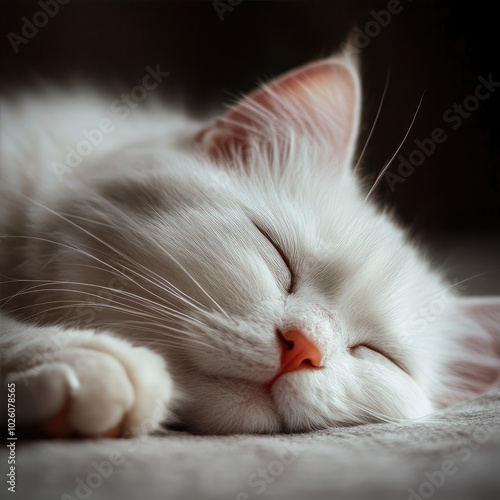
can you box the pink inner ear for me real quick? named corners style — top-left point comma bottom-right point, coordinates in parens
top-left (195, 58), bottom-right (359, 166)
top-left (442, 297), bottom-right (500, 406)
top-left (460, 297), bottom-right (500, 356)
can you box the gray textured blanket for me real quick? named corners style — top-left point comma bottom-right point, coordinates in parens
top-left (3, 388), bottom-right (500, 500)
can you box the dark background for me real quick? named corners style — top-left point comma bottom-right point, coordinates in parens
top-left (1, 0), bottom-right (499, 293)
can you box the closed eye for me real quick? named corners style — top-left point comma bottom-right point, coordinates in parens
top-left (350, 343), bottom-right (407, 373)
top-left (252, 222), bottom-right (296, 294)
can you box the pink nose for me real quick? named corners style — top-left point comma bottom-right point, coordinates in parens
top-left (271, 329), bottom-right (323, 385)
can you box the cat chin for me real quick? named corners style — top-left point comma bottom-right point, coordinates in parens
top-left (175, 366), bottom-right (436, 434)
top-left (176, 375), bottom-right (330, 434)
top-left (179, 377), bottom-right (282, 434)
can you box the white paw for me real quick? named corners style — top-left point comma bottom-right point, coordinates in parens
top-left (5, 330), bottom-right (173, 437)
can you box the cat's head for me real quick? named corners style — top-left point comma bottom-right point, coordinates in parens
top-left (37, 56), bottom-right (500, 434)
top-left (132, 55), bottom-right (497, 433)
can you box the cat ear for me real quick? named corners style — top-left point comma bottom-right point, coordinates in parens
top-left (195, 57), bottom-right (361, 168)
top-left (443, 297), bottom-right (500, 405)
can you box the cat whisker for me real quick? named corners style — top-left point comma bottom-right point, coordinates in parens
top-left (62, 274), bottom-right (209, 326)
top-left (335, 393), bottom-right (446, 426)
top-left (353, 66), bottom-right (390, 174)
top-left (86, 191), bottom-right (225, 312)
top-left (2, 193), bottom-right (217, 319)
top-left (15, 303), bottom-right (219, 352)
top-left (57, 212), bottom-right (119, 229)
top-left (9, 298), bottom-right (171, 328)
top-left (5, 275), bottom-right (222, 340)
top-left (3, 283), bottom-right (211, 335)
top-left (67, 235), bottom-right (212, 315)
top-left (447, 271), bottom-right (495, 290)
top-left (333, 395), bottom-right (412, 425)
top-left (0, 233), bottom-right (211, 318)
top-left (363, 90), bottom-right (426, 203)
top-left (97, 320), bottom-right (220, 352)
top-left (335, 395), bottom-right (406, 425)
top-left (144, 226), bottom-right (233, 323)
top-left (76, 189), bottom-right (230, 322)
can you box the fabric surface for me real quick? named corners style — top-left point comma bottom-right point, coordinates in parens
top-left (3, 388), bottom-right (500, 500)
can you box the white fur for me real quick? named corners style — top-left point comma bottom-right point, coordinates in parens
top-left (1, 57), bottom-right (499, 436)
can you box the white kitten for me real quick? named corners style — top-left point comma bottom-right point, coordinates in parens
top-left (1, 56), bottom-right (499, 437)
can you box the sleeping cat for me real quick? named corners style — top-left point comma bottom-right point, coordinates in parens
top-left (1, 55), bottom-right (499, 437)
